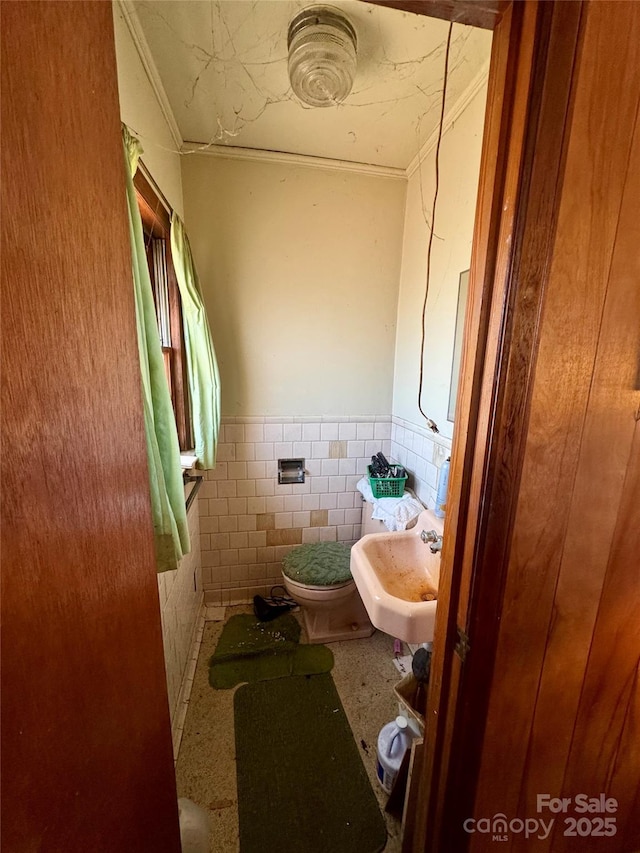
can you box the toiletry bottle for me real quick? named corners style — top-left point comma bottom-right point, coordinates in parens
top-left (434, 457), bottom-right (450, 518)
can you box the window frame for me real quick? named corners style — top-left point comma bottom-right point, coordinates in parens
top-left (134, 168), bottom-right (193, 452)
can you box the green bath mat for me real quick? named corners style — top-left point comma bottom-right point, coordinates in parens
top-left (209, 613), bottom-right (333, 689)
top-left (235, 673), bottom-right (387, 853)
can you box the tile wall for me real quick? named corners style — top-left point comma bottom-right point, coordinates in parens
top-left (200, 416), bottom-right (392, 605)
top-left (157, 496), bottom-right (203, 730)
top-left (152, 417), bottom-right (449, 744)
top-left (390, 416), bottom-right (452, 510)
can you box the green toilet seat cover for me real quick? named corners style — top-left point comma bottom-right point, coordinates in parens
top-left (282, 542), bottom-right (353, 587)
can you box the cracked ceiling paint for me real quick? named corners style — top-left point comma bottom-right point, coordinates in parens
top-left (131, 0), bottom-right (492, 169)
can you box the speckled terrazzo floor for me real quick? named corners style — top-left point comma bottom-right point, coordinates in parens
top-left (175, 605), bottom-right (404, 853)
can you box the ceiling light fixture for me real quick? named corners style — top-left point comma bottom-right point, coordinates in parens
top-left (287, 5), bottom-right (357, 108)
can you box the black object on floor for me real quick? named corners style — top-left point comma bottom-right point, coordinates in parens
top-left (253, 594), bottom-right (293, 622)
top-left (253, 584), bottom-right (298, 622)
top-left (411, 647), bottom-right (432, 718)
top-left (234, 673), bottom-right (387, 853)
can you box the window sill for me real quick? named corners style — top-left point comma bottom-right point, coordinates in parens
top-left (181, 453), bottom-right (202, 513)
top-left (180, 453), bottom-right (198, 471)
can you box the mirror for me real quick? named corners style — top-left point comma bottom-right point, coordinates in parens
top-left (448, 269), bottom-right (470, 422)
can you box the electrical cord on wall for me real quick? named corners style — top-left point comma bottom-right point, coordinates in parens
top-left (417, 22), bottom-right (454, 434)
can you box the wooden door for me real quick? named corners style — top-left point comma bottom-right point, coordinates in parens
top-left (470, 3), bottom-right (640, 849)
top-left (1, 3), bottom-right (182, 850)
top-left (414, 1), bottom-right (640, 850)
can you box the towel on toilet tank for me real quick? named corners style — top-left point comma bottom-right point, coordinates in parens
top-left (357, 477), bottom-right (424, 532)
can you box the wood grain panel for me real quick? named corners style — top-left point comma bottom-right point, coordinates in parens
top-left (550, 92), bottom-right (640, 853)
top-left (1, 3), bottom-right (181, 850)
top-left (559, 436), bottom-right (640, 852)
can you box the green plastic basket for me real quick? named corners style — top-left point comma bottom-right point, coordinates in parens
top-left (368, 465), bottom-right (407, 499)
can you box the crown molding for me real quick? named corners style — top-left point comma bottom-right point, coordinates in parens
top-left (180, 142), bottom-right (407, 180)
top-left (116, 0), bottom-right (183, 151)
top-left (406, 63), bottom-right (490, 179)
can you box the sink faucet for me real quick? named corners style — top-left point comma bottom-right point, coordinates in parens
top-left (420, 529), bottom-right (443, 554)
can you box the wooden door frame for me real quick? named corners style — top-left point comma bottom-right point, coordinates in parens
top-left (364, 0), bottom-right (585, 849)
top-left (418, 2), bottom-right (587, 849)
top-left (413, 3), bottom-right (537, 847)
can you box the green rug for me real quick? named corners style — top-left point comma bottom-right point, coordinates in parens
top-left (234, 673), bottom-right (387, 853)
top-left (208, 614), bottom-right (334, 689)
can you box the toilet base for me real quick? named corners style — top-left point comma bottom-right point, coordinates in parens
top-left (302, 597), bottom-right (375, 645)
top-left (282, 575), bottom-right (375, 644)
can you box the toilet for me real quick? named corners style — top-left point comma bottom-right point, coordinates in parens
top-left (281, 542), bottom-right (374, 644)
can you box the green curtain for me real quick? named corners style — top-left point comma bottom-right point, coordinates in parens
top-left (170, 213), bottom-right (221, 469)
top-left (122, 126), bottom-right (189, 572)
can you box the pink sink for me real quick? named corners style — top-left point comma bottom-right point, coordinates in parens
top-left (350, 508), bottom-right (443, 643)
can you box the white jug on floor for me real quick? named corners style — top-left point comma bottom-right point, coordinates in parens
top-left (376, 715), bottom-right (413, 794)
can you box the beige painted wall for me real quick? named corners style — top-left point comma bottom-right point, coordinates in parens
top-left (181, 155), bottom-right (406, 417)
top-left (112, 3), bottom-right (184, 216)
top-left (393, 81), bottom-right (488, 439)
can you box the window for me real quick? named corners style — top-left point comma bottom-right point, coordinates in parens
top-left (134, 168), bottom-right (193, 451)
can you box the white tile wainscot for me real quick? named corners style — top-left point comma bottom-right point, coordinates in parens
top-left (390, 416), bottom-right (452, 510)
top-left (157, 492), bottom-right (204, 757)
top-left (201, 416), bottom-right (392, 605)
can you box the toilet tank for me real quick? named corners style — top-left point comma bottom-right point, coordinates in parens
top-left (360, 498), bottom-right (389, 536)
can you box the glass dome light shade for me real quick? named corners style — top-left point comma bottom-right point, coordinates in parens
top-left (287, 6), bottom-right (357, 108)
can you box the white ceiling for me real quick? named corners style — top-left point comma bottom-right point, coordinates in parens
top-left (131, 0), bottom-right (492, 170)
